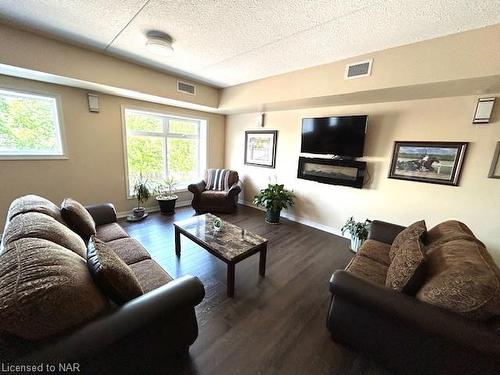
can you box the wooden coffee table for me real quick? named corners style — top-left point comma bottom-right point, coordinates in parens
top-left (173, 213), bottom-right (268, 297)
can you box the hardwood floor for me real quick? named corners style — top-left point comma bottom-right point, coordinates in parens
top-left (121, 205), bottom-right (390, 375)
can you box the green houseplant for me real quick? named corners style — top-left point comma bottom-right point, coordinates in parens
top-left (154, 176), bottom-right (178, 215)
top-left (132, 176), bottom-right (151, 219)
top-left (253, 183), bottom-right (295, 224)
top-left (341, 217), bottom-right (372, 252)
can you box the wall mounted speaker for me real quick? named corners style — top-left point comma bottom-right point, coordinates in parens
top-left (88, 93), bottom-right (99, 113)
top-left (473, 97), bottom-right (495, 124)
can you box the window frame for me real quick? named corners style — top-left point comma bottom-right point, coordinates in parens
top-left (121, 105), bottom-right (208, 199)
top-left (0, 86), bottom-right (67, 160)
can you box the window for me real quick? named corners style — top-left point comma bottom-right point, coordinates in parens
top-left (0, 88), bottom-right (65, 158)
top-left (123, 108), bottom-right (207, 196)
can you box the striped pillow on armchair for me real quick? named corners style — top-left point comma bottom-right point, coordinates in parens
top-left (206, 169), bottom-right (231, 191)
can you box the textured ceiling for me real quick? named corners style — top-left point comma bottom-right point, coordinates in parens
top-left (0, 0), bottom-right (499, 88)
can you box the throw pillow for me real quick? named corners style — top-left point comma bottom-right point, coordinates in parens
top-left (61, 198), bottom-right (96, 241)
top-left (206, 169), bottom-right (230, 191)
top-left (386, 237), bottom-right (426, 294)
top-left (87, 236), bottom-right (143, 305)
top-left (389, 220), bottom-right (426, 261)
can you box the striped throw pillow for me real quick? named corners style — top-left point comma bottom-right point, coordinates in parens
top-left (206, 169), bottom-right (231, 191)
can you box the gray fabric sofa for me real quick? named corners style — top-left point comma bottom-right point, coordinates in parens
top-left (0, 195), bottom-right (205, 374)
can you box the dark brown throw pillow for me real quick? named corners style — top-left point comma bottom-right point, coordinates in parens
top-left (386, 237), bottom-right (426, 295)
top-left (61, 198), bottom-right (96, 241)
top-left (87, 236), bottom-right (143, 305)
top-left (389, 220), bottom-right (426, 261)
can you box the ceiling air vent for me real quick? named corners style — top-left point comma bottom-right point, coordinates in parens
top-left (177, 81), bottom-right (196, 95)
top-left (345, 59), bottom-right (372, 79)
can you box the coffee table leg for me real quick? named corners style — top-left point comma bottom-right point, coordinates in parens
top-left (227, 263), bottom-right (235, 297)
top-left (175, 227), bottom-right (181, 256)
top-left (259, 245), bottom-right (267, 276)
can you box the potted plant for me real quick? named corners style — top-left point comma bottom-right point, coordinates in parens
top-left (132, 176), bottom-right (151, 219)
top-left (341, 217), bottom-right (372, 252)
top-left (155, 176), bottom-right (178, 215)
top-left (253, 183), bottom-right (295, 224)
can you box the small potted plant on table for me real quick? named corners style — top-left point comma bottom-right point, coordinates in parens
top-left (253, 183), bottom-right (295, 224)
top-left (128, 176), bottom-right (151, 221)
top-left (341, 217), bottom-right (372, 252)
top-left (155, 176), bottom-right (178, 215)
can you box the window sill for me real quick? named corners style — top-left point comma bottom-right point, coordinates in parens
top-left (0, 155), bottom-right (68, 160)
top-left (126, 187), bottom-right (190, 200)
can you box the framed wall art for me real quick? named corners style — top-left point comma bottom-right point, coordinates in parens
top-left (244, 130), bottom-right (278, 168)
top-left (488, 141), bottom-right (500, 179)
top-left (388, 141), bottom-right (468, 186)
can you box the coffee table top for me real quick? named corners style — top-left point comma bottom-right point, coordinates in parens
top-left (173, 213), bottom-right (267, 261)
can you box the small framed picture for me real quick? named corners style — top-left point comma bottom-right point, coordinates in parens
top-left (388, 141), bottom-right (468, 186)
top-left (488, 142), bottom-right (500, 179)
top-left (244, 130), bottom-right (278, 168)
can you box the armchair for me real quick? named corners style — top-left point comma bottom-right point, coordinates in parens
top-left (188, 170), bottom-right (241, 213)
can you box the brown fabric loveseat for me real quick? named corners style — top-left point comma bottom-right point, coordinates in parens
top-left (0, 195), bottom-right (205, 374)
top-left (188, 169), bottom-right (241, 213)
top-left (327, 220), bottom-right (500, 375)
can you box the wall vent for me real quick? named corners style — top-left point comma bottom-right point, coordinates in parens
top-left (177, 81), bottom-right (196, 95)
top-left (345, 59), bottom-right (372, 79)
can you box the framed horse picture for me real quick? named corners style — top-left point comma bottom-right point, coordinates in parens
top-left (388, 141), bottom-right (468, 186)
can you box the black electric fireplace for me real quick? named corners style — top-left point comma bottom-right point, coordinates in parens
top-left (297, 157), bottom-right (366, 189)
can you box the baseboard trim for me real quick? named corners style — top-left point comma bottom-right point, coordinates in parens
top-left (240, 200), bottom-right (347, 239)
top-left (116, 200), bottom-right (191, 219)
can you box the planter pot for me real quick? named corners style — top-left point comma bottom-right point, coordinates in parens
top-left (265, 208), bottom-right (281, 224)
top-left (156, 195), bottom-right (178, 215)
top-left (133, 207), bottom-right (146, 218)
top-left (350, 236), bottom-right (364, 253)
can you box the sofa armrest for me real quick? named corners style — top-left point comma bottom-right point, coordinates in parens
top-left (227, 180), bottom-right (242, 198)
top-left (85, 203), bottom-right (117, 226)
top-left (21, 275), bottom-right (205, 366)
top-left (367, 220), bottom-right (405, 245)
top-left (188, 180), bottom-right (206, 195)
top-left (328, 270), bottom-right (500, 374)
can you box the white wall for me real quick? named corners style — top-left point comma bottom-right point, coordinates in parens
top-left (225, 94), bottom-right (500, 264)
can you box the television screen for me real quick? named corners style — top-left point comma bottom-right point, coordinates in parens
top-left (301, 115), bottom-right (367, 157)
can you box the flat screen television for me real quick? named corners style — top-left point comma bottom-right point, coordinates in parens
top-left (301, 115), bottom-right (367, 157)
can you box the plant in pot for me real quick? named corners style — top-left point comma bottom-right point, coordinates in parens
top-left (253, 183), bottom-right (295, 224)
top-left (132, 176), bottom-right (151, 219)
top-left (341, 217), bottom-right (372, 252)
top-left (154, 176), bottom-right (178, 215)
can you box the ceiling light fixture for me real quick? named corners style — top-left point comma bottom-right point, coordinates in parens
top-left (145, 31), bottom-right (174, 57)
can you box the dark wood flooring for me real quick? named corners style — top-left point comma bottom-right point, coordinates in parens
top-left (121, 205), bottom-right (390, 375)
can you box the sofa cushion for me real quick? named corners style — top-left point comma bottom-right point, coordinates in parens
top-left (129, 259), bottom-right (173, 293)
top-left (1, 212), bottom-right (86, 258)
top-left (389, 220), bottom-right (426, 261)
top-left (357, 239), bottom-right (391, 266)
top-left (7, 195), bottom-right (64, 224)
top-left (0, 238), bottom-right (109, 340)
top-left (95, 223), bottom-right (129, 243)
top-left (426, 220), bottom-right (481, 249)
top-left (386, 237), bottom-right (426, 295)
top-left (346, 254), bottom-right (388, 286)
top-left (87, 237), bottom-right (143, 304)
top-left (417, 238), bottom-right (500, 321)
top-left (105, 238), bottom-right (151, 265)
top-left (61, 198), bottom-right (96, 241)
